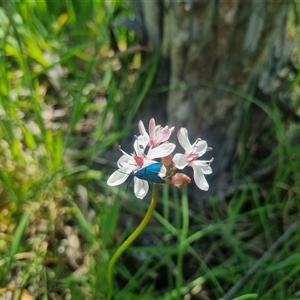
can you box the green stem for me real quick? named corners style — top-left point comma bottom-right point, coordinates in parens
top-left (106, 184), bottom-right (159, 300)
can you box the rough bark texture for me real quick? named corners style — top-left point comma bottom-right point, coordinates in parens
top-left (132, 0), bottom-right (290, 205)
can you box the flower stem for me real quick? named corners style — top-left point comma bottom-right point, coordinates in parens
top-left (106, 184), bottom-right (159, 300)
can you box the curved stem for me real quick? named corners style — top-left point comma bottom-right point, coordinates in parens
top-left (106, 184), bottom-right (159, 300)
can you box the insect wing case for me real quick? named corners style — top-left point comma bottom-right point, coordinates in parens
top-left (134, 163), bottom-right (165, 183)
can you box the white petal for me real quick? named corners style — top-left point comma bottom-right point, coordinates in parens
top-left (107, 166), bottom-right (132, 186)
top-left (137, 134), bottom-right (149, 150)
top-left (118, 148), bottom-right (131, 158)
top-left (134, 177), bottom-right (149, 199)
top-left (148, 118), bottom-right (156, 141)
top-left (134, 137), bottom-right (147, 157)
top-left (173, 153), bottom-right (188, 169)
top-left (193, 140), bottom-right (207, 156)
top-left (158, 165), bottom-right (167, 178)
top-left (177, 128), bottom-right (193, 153)
top-left (191, 164), bottom-right (209, 191)
top-left (147, 143), bottom-right (176, 159)
top-left (191, 160), bottom-right (213, 174)
top-left (143, 159), bottom-right (159, 167)
top-left (118, 154), bottom-right (136, 168)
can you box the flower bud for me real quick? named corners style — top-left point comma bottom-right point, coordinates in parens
top-left (169, 173), bottom-right (191, 188)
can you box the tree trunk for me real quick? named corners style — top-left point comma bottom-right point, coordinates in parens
top-left (133, 0), bottom-right (290, 205)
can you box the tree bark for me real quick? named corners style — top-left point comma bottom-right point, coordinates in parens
top-left (132, 0), bottom-right (290, 204)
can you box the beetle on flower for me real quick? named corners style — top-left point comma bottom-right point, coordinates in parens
top-left (107, 135), bottom-right (175, 199)
top-left (107, 118), bottom-right (213, 199)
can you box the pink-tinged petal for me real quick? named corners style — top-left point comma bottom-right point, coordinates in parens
top-left (193, 140), bottom-right (208, 156)
top-left (107, 166), bottom-right (132, 186)
top-left (134, 177), bottom-right (149, 199)
top-left (148, 118), bottom-right (156, 141)
top-left (191, 164), bottom-right (209, 191)
top-left (147, 142), bottom-right (176, 159)
top-left (173, 153), bottom-right (188, 169)
top-left (154, 126), bottom-right (173, 146)
top-left (138, 120), bottom-right (147, 137)
top-left (177, 128), bottom-right (193, 153)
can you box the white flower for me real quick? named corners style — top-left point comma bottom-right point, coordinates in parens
top-left (107, 136), bottom-right (171, 199)
top-left (173, 128), bottom-right (213, 191)
top-left (107, 119), bottom-right (214, 198)
top-left (132, 135), bottom-right (176, 162)
top-left (138, 118), bottom-right (175, 148)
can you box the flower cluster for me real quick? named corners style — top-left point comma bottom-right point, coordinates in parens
top-left (107, 118), bottom-right (213, 199)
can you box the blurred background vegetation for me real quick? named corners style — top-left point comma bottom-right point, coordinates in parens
top-left (0, 1), bottom-right (299, 299)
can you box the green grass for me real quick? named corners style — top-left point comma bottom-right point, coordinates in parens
top-left (0, 1), bottom-right (300, 300)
